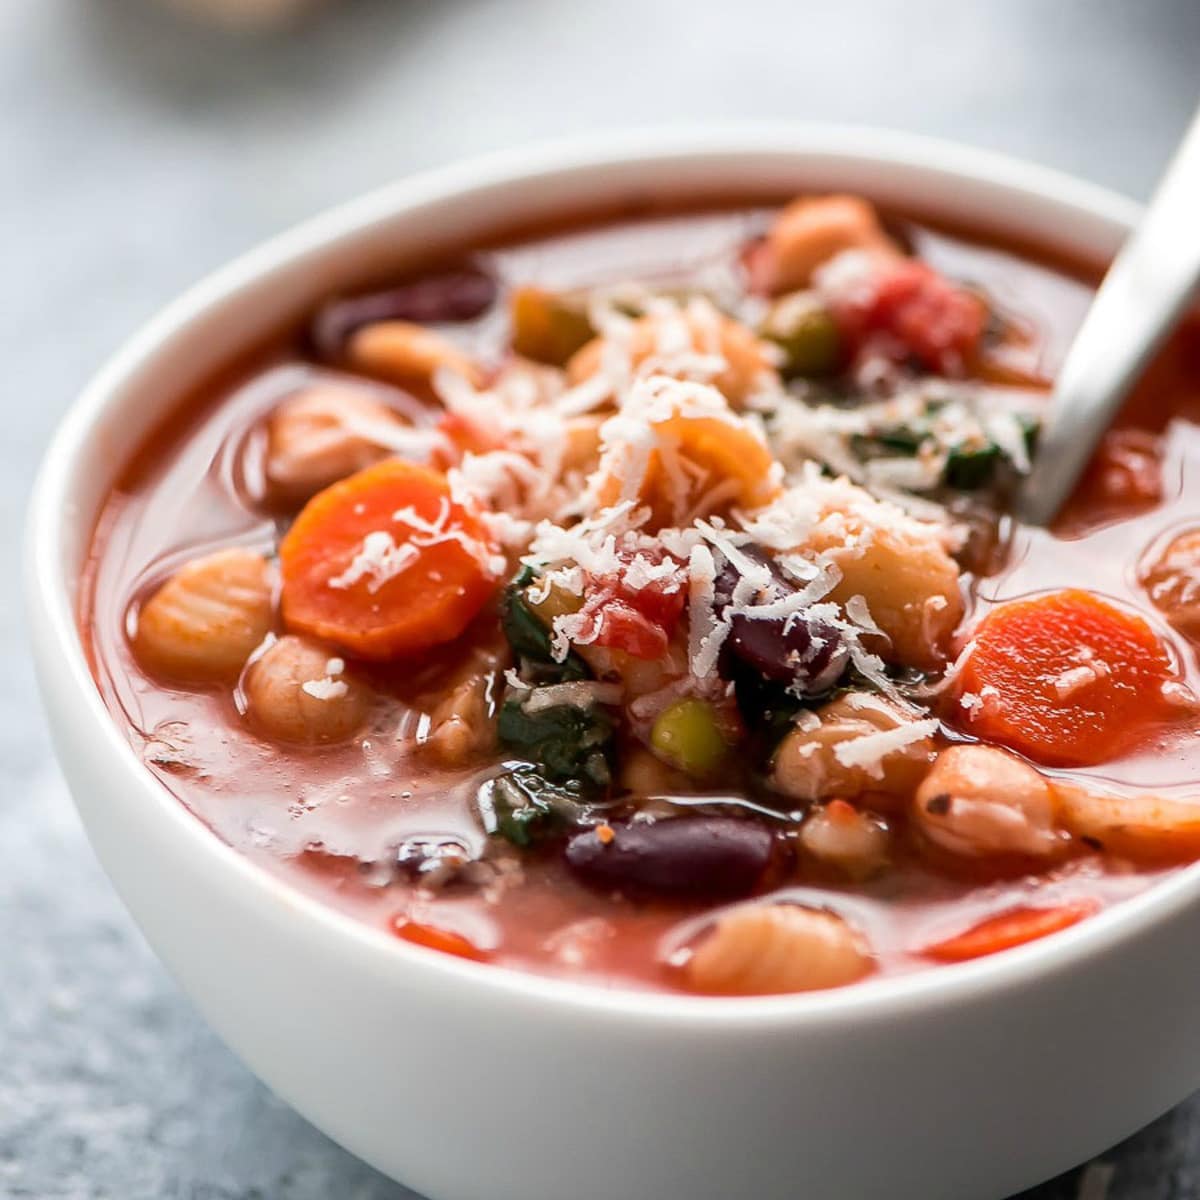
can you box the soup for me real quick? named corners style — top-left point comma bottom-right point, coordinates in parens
top-left (82, 192), bottom-right (1200, 995)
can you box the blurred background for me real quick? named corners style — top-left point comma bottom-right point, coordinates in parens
top-left (3, 1), bottom-right (1198, 1197)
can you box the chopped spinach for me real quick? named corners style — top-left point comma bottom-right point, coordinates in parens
top-left (497, 693), bottom-right (615, 792)
top-left (499, 567), bottom-right (590, 683)
top-left (479, 766), bottom-right (595, 848)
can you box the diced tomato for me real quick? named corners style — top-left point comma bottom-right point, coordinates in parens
top-left (392, 917), bottom-right (489, 963)
top-left (590, 599), bottom-right (671, 659)
top-left (920, 899), bottom-right (1099, 962)
top-left (832, 258), bottom-right (986, 376)
top-left (583, 550), bottom-right (687, 659)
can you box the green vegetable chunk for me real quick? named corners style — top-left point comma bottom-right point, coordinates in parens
top-left (650, 698), bottom-right (729, 778)
top-left (761, 291), bottom-right (842, 378)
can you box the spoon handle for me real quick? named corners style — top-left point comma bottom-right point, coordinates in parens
top-left (1019, 106), bottom-right (1200, 526)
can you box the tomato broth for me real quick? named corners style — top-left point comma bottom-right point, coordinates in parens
top-left (82, 199), bottom-right (1200, 995)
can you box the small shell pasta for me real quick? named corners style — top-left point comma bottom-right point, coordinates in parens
top-left (758, 194), bottom-right (900, 294)
top-left (264, 385), bottom-right (411, 502)
top-left (345, 320), bottom-right (482, 389)
top-left (133, 548), bottom-right (274, 685)
top-left (566, 308), bottom-right (775, 409)
top-left (243, 634), bottom-right (371, 744)
top-left (1056, 783), bottom-right (1200, 863)
top-left (686, 904), bottom-right (874, 995)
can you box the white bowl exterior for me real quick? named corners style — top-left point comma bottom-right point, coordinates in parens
top-left (27, 127), bottom-right (1200, 1200)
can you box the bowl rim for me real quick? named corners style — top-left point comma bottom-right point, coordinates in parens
top-left (31, 120), bottom-right (1197, 1030)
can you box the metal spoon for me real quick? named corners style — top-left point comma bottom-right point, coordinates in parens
top-left (1019, 106), bottom-right (1200, 526)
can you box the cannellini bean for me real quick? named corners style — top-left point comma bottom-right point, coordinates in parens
top-left (913, 744), bottom-right (1067, 860)
top-left (770, 692), bottom-right (936, 806)
top-left (566, 309), bottom-right (775, 408)
top-left (265, 385), bottom-right (412, 502)
top-left (1056, 783), bottom-right (1200, 863)
top-left (243, 634), bottom-right (371, 744)
top-left (757, 195), bottom-right (900, 295)
top-left (134, 548), bottom-right (274, 685)
top-left (345, 320), bottom-right (482, 389)
top-left (1141, 528), bottom-right (1200, 640)
top-left (800, 800), bottom-right (890, 879)
top-left (686, 904), bottom-right (874, 995)
top-left (805, 515), bottom-right (964, 670)
top-left (420, 671), bottom-right (498, 767)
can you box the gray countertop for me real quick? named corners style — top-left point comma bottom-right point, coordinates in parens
top-left (4, 1), bottom-right (1199, 1196)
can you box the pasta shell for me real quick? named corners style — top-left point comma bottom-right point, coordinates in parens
top-left (134, 548), bottom-right (274, 685)
top-left (685, 904), bottom-right (873, 996)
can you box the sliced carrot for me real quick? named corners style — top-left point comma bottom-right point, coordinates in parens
top-left (920, 899), bottom-right (1099, 963)
top-left (955, 589), bottom-right (1177, 766)
top-left (280, 459), bottom-right (498, 661)
top-left (392, 918), bottom-right (489, 963)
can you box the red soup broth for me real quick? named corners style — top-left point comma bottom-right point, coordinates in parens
top-left (81, 201), bottom-right (1200, 995)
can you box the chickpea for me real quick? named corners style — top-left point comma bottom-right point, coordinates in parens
top-left (345, 320), bottom-right (482, 390)
top-left (243, 635), bottom-right (371, 745)
top-left (757, 194), bottom-right (900, 295)
top-left (912, 744), bottom-right (1067, 861)
top-left (265, 385), bottom-right (410, 502)
top-left (567, 308), bottom-right (775, 409)
top-left (770, 692), bottom-right (936, 806)
top-left (686, 904), bottom-right (873, 995)
top-left (1141, 528), bottom-right (1200, 640)
top-left (800, 800), bottom-right (891, 879)
top-left (134, 548), bottom-right (274, 685)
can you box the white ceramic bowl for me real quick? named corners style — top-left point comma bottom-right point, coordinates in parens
top-left (27, 126), bottom-right (1200, 1200)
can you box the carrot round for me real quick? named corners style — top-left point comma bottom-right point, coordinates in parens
top-left (955, 589), bottom-right (1177, 766)
top-left (280, 459), bottom-right (498, 661)
top-left (920, 899), bottom-right (1098, 963)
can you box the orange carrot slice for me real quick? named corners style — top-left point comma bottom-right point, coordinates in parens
top-left (955, 589), bottom-right (1177, 766)
top-left (393, 918), bottom-right (489, 963)
top-left (921, 899), bottom-right (1099, 963)
top-left (280, 459), bottom-right (498, 661)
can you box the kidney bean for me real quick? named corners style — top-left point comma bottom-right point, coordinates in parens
top-left (311, 267), bottom-right (498, 359)
top-left (715, 558), bottom-right (849, 695)
top-left (564, 816), bottom-right (778, 900)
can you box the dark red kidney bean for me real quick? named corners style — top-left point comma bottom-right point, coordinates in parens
top-left (715, 558), bottom-right (849, 694)
top-left (564, 816), bottom-right (777, 900)
top-left (311, 266), bottom-right (497, 358)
